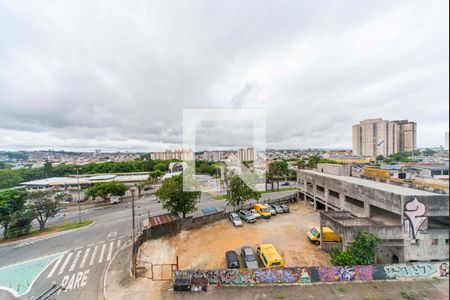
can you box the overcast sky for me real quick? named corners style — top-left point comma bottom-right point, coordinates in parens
top-left (0, 1), bottom-right (448, 152)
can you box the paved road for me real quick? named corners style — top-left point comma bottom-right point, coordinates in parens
top-left (0, 190), bottom-right (295, 299)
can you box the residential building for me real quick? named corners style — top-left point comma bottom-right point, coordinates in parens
top-left (150, 149), bottom-right (193, 161)
top-left (237, 148), bottom-right (255, 162)
top-left (352, 118), bottom-right (417, 157)
top-left (202, 151), bottom-right (223, 162)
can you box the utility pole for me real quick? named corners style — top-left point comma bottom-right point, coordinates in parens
top-left (76, 168), bottom-right (82, 223)
top-left (131, 189), bottom-right (136, 278)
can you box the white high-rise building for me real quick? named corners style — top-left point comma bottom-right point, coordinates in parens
top-left (237, 148), bottom-right (255, 162)
top-left (352, 118), bottom-right (417, 157)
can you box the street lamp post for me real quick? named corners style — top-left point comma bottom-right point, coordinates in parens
top-left (76, 168), bottom-right (81, 223)
top-left (131, 189), bottom-right (137, 278)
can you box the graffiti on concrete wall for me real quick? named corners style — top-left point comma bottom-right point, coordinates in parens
top-left (192, 270), bottom-right (220, 284)
top-left (438, 263), bottom-right (449, 277)
top-left (383, 263), bottom-right (442, 279)
top-left (254, 268), bottom-right (301, 284)
top-left (318, 266), bottom-right (373, 282)
top-left (219, 269), bottom-right (253, 286)
top-left (403, 197), bottom-right (427, 239)
top-left (173, 262), bottom-right (448, 287)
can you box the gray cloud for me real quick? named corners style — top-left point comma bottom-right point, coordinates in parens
top-left (0, 0), bottom-right (448, 151)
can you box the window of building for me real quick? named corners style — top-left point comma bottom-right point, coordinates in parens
top-left (446, 239), bottom-right (449, 245)
top-left (431, 239), bottom-right (439, 245)
top-left (316, 185), bottom-right (325, 193)
top-left (345, 195), bottom-right (364, 208)
top-left (329, 190), bottom-right (340, 198)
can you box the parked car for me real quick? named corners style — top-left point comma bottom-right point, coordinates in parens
top-left (253, 203), bottom-right (271, 219)
top-left (241, 246), bottom-right (259, 269)
top-left (238, 210), bottom-right (257, 223)
top-left (273, 205), bottom-right (284, 214)
top-left (250, 208), bottom-right (261, 219)
top-left (281, 182), bottom-right (290, 186)
top-left (268, 205), bottom-right (277, 215)
top-left (256, 244), bottom-right (284, 268)
top-left (226, 250), bottom-right (240, 269)
top-left (229, 213), bottom-right (243, 227)
top-left (280, 205), bottom-right (290, 213)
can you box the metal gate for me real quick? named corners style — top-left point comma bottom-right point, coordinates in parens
top-left (151, 263), bottom-right (178, 281)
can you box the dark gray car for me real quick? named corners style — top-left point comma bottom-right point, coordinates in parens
top-left (226, 250), bottom-right (240, 269)
top-left (280, 205), bottom-right (290, 213)
top-left (241, 247), bottom-right (259, 269)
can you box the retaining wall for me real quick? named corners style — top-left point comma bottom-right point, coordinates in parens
top-left (174, 261), bottom-right (449, 286)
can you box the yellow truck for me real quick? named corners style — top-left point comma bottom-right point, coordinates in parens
top-left (253, 203), bottom-right (272, 219)
top-left (256, 244), bottom-right (284, 268)
top-left (307, 226), bottom-right (341, 244)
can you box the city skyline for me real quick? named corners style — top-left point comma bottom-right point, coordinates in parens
top-left (0, 1), bottom-right (448, 151)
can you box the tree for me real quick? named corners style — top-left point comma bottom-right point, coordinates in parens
top-left (135, 177), bottom-right (152, 197)
top-left (269, 160), bottom-right (289, 190)
top-left (155, 174), bottom-right (201, 218)
top-left (375, 155), bottom-right (384, 162)
top-left (149, 170), bottom-right (164, 183)
top-left (43, 161), bottom-right (53, 178)
top-left (227, 175), bottom-right (261, 209)
top-left (27, 191), bottom-right (59, 231)
top-left (0, 169), bottom-right (23, 190)
top-left (307, 156), bottom-right (321, 169)
top-left (331, 231), bottom-right (380, 266)
top-left (0, 189), bottom-right (28, 239)
top-left (86, 181), bottom-right (128, 204)
top-left (296, 159), bottom-right (306, 169)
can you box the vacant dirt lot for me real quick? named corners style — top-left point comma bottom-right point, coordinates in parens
top-left (138, 202), bottom-right (330, 271)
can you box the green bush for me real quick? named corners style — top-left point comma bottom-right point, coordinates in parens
top-left (330, 231), bottom-right (380, 266)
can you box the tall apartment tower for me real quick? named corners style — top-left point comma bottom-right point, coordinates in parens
top-left (352, 118), bottom-right (417, 157)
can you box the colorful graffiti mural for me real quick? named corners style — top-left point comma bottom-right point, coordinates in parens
top-left (173, 262), bottom-right (449, 288)
top-left (318, 266), bottom-right (373, 282)
top-left (403, 197), bottom-right (427, 239)
top-left (384, 263), bottom-right (446, 279)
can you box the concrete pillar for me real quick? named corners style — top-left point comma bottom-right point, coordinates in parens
top-left (339, 193), bottom-right (345, 211)
top-left (313, 183), bottom-right (317, 211)
top-left (324, 188), bottom-right (329, 211)
top-left (304, 181), bottom-right (307, 205)
top-left (319, 219), bottom-right (324, 250)
top-left (364, 200), bottom-right (370, 217)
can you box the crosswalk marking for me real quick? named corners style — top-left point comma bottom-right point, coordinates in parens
top-left (89, 245), bottom-right (98, 266)
top-left (47, 255), bottom-right (63, 278)
top-left (44, 235), bottom-right (131, 279)
top-left (80, 247), bottom-right (90, 269)
top-left (69, 250), bottom-right (82, 272)
top-left (98, 243), bottom-right (106, 264)
top-left (107, 242), bottom-right (113, 261)
top-left (58, 252), bottom-right (73, 275)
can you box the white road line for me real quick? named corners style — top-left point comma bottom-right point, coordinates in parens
top-left (58, 252), bottom-right (73, 274)
top-left (79, 247), bottom-right (91, 269)
top-left (98, 243), bottom-right (106, 264)
top-left (89, 245), bottom-right (99, 266)
top-left (69, 250), bottom-right (82, 272)
top-left (107, 242), bottom-right (114, 261)
top-left (47, 255), bottom-right (63, 278)
top-left (117, 239), bottom-right (121, 248)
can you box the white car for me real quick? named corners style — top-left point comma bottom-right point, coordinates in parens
top-left (250, 209), bottom-right (261, 219)
top-left (229, 213), bottom-right (243, 227)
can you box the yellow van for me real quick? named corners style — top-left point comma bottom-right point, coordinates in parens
top-left (253, 203), bottom-right (271, 219)
top-left (256, 244), bottom-right (284, 268)
top-left (307, 226), bottom-right (341, 244)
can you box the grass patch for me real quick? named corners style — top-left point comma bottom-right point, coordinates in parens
top-left (0, 219), bottom-right (93, 244)
top-left (337, 287), bottom-right (348, 293)
top-left (399, 291), bottom-right (415, 300)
